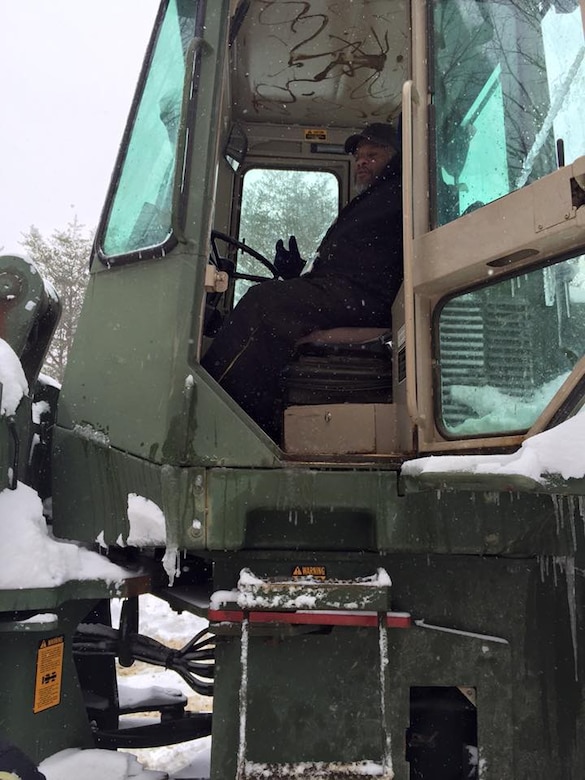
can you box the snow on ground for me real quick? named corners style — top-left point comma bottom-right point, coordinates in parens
top-left (39, 748), bottom-right (168, 780)
top-left (112, 595), bottom-right (212, 779)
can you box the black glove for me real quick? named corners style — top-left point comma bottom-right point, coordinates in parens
top-left (274, 235), bottom-right (305, 279)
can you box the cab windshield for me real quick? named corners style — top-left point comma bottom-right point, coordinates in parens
top-left (100, 0), bottom-right (199, 258)
top-left (431, 0), bottom-right (584, 226)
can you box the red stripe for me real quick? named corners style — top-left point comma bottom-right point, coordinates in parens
top-left (209, 609), bottom-right (411, 628)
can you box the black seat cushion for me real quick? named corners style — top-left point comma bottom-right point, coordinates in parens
top-left (283, 328), bottom-right (392, 405)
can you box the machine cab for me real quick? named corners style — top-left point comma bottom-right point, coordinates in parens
top-left (3, 3), bottom-right (583, 776)
top-left (51, 0), bottom-right (585, 541)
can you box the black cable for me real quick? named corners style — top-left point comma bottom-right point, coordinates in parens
top-left (74, 624), bottom-right (215, 697)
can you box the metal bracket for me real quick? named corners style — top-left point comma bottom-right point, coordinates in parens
top-left (204, 265), bottom-right (229, 293)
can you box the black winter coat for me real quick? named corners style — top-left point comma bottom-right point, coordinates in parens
top-left (308, 154), bottom-right (403, 306)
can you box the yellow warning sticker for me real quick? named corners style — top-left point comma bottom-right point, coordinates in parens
top-left (292, 565), bottom-right (327, 580)
top-left (33, 635), bottom-right (64, 713)
top-left (304, 128), bottom-right (327, 141)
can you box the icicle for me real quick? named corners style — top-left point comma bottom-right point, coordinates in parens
top-left (551, 494), bottom-right (562, 535)
top-left (288, 509), bottom-right (299, 526)
top-left (568, 495), bottom-right (577, 551)
top-left (565, 556), bottom-right (579, 682)
top-left (236, 618), bottom-right (249, 780)
top-left (553, 557), bottom-right (579, 682)
top-left (485, 492), bottom-right (500, 507)
top-left (378, 618), bottom-right (393, 776)
top-left (162, 546), bottom-right (180, 586)
top-left (543, 266), bottom-right (556, 307)
top-left (578, 497), bottom-right (585, 531)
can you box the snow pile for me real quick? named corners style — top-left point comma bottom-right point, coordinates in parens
top-left (235, 589), bottom-right (318, 610)
top-left (0, 482), bottom-right (129, 589)
top-left (124, 739), bottom-right (211, 780)
top-left (124, 495), bottom-right (180, 587)
top-left (73, 423), bottom-right (110, 447)
top-left (112, 593), bottom-right (208, 643)
top-left (39, 748), bottom-right (166, 780)
top-left (403, 409), bottom-right (585, 484)
top-left (127, 494), bottom-right (166, 545)
top-left (0, 337), bottom-right (28, 416)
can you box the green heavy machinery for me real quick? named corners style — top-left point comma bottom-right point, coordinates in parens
top-left (2, 0), bottom-right (585, 777)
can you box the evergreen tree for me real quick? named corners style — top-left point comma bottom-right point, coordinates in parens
top-left (20, 218), bottom-right (92, 383)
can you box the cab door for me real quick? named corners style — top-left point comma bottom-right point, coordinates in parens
top-left (404, 0), bottom-right (585, 454)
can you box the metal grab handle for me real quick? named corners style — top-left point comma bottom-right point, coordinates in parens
top-left (401, 79), bottom-right (422, 427)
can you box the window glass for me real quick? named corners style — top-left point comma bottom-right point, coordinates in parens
top-left (235, 168), bottom-right (339, 301)
top-left (431, 0), bottom-right (585, 226)
top-left (101, 0), bottom-right (198, 257)
top-left (437, 252), bottom-right (585, 436)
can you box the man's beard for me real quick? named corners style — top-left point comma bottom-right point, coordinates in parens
top-left (354, 177), bottom-right (370, 193)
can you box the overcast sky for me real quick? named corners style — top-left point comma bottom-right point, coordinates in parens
top-left (0, 0), bottom-right (159, 251)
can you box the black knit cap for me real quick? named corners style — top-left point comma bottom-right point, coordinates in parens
top-left (344, 122), bottom-right (396, 155)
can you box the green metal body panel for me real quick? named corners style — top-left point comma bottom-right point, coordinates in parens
top-left (0, 570), bottom-right (149, 764)
top-left (1, 253), bottom-right (60, 492)
top-left (201, 474), bottom-right (585, 778)
top-left (206, 467), bottom-right (578, 556)
top-left (55, 252), bottom-right (279, 469)
top-left (209, 545), bottom-right (582, 779)
top-left (53, 442), bottom-right (581, 558)
top-left (0, 255), bottom-right (50, 360)
top-left (0, 600), bottom-right (102, 765)
top-left (52, 426), bottom-right (209, 547)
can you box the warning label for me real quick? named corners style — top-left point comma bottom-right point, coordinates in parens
top-left (304, 128), bottom-right (327, 141)
top-left (292, 565), bottom-right (327, 580)
top-left (33, 635), bottom-right (64, 714)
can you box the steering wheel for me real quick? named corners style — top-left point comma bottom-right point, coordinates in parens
top-left (210, 230), bottom-right (278, 282)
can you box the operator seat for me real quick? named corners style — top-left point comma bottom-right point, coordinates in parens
top-left (281, 326), bottom-right (394, 455)
top-left (282, 326), bottom-right (392, 406)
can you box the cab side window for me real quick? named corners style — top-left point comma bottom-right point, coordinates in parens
top-left (100, 0), bottom-right (199, 259)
